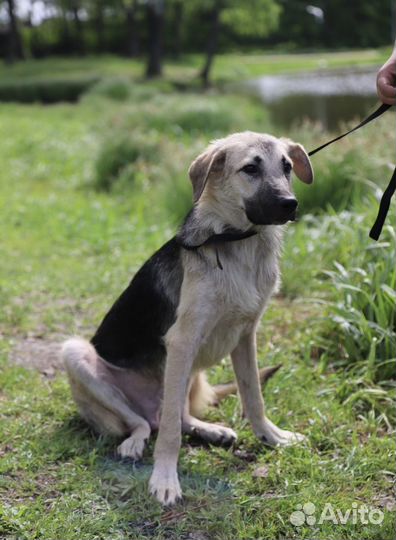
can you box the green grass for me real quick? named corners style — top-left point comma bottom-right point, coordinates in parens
top-left (0, 53), bottom-right (395, 539)
top-left (0, 47), bottom-right (391, 99)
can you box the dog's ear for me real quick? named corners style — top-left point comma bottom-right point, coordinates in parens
top-left (189, 146), bottom-right (226, 202)
top-left (282, 139), bottom-right (313, 184)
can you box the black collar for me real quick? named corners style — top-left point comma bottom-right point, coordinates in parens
top-left (177, 227), bottom-right (257, 251)
top-left (176, 226), bottom-right (258, 270)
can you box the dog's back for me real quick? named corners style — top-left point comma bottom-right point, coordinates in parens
top-left (91, 238), bottom-right (182, 372)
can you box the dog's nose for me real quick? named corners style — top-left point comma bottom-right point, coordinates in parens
top-left (279, 197), bottom-right (298, 212)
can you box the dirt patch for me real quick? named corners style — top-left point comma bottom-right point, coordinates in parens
top-left (9, 336), bottom-right (65, 377)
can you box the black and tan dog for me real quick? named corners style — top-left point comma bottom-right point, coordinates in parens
top-left (62, 131), bottom-right (313, 505)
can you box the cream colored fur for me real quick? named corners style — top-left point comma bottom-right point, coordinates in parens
top-left (149, 133), bottom-right (310, 505)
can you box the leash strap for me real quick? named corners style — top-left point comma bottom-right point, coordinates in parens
top-left (308, 103), bottom-right (395, 240)
top-left (369, 166), bottom-right (396, 240)
top-left (308, 103), bottom-right (391, 156)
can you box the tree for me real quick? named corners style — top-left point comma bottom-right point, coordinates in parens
top-left (122, 0), bottom-right (141, 57)
top-left (195, 0), bottom-right (281, 87)
top-left (272, 0), bottom-right (391, 49)
top-left (145, 0), bottom-right (165, 78)
top-left (69, 0), bottom-right (85, 54)
top-left (200, 1), bottom-right (222, 88)
top-left (168, 0), bottom-right (183, 59)
top-left (5, 0), bottom-right (25, 62)
top-left (93, 0), bottom-right (106, 52)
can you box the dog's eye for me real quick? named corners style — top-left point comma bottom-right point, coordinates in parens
top-left (241, 163), bottom-right (259, 175)
top-left (282, 157), bottom-right (292, 175)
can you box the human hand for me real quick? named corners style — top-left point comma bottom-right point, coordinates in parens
top-left (377, 51), bottom-right (396, 105)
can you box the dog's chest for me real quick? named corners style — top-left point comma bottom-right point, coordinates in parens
top-left (194, 243), bottom-right (279, 368)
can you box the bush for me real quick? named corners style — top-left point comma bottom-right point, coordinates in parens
top-left (177, 102), bottom-right (238, 133)
top-left (294, 148), bottom-right (379, 214)
top-left (282, 209), bottom-right (396, 382)
top-left (95, 130), bottom-right (162, 191)
top-left (0, 76), bottom-right (99, 103)
top-left (86, 77), bottom-right (132, 102)
top-left (324, 226), bottom-right (396, 380)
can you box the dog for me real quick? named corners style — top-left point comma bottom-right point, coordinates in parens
top-left (62, 131), bottom-right (313, 505)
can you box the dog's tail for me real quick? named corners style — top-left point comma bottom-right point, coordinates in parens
top-left (213, 364), bottom-right (282, 400)
top-left (189, 364), bottom-right (281, 418)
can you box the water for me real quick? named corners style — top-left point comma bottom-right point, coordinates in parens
top-left (248, 67), bottom-right (379, 130)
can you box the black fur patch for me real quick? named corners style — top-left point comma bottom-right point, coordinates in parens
top-left (91, 238), bottom-right (183, 372)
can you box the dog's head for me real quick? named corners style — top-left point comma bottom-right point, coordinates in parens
top-left (178, 132), bottom-right (313, 248)
top-left (190, 131), bottom-right (312, 224)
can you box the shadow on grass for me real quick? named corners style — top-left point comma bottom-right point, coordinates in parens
top-left (44, 414), bottom-right (235, 526)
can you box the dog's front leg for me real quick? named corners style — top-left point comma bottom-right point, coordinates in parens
top-left (231, 332), bottom-right (305, 447)
top-left (149, 288), bottom-right (214, 505)
top-left (148, 336), bottom-right (192, 505)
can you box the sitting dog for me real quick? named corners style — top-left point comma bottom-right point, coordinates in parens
top-left (62, 131), bottom-right (313, 505)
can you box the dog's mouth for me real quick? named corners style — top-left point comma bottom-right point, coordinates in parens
top-left (244, 195), bottom-right (298, 226)
top-left (271, 211), bottom-right (297, 225)
top-left (245, 203), bottom-right (298, 226)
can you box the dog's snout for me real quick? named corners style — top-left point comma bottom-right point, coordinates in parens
top-left (279, 197), bottom-right (298, 212)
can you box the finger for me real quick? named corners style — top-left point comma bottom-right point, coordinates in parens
top-left (377, 89), bottom-right (396, 105)
top-left (377, 76), bottom-right (396, 98)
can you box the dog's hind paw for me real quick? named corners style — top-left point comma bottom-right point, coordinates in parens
top-left (183, 417), bottom-right (237, 446)
top-left (149, 463), bottom-right (182, 505)
top-left (259, 418), bottom-right (306, 447)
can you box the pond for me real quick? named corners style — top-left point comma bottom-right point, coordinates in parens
top-left (248, 67), bottom-right (380, 130)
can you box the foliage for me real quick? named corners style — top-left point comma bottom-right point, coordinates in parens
top-left (95, 130), bottom-right (162, 190)
top-left (221, 0), bottom-right (281, 38)
top-left (92, 90), bottom-right (269, 193)
top-left (0, 75), bottom-right (99, 103)
top-left (268, 0), bottom-right (392, 49)
top-left (0, 0), bottom-right (393, 64)
top-left (87, 77), bottom-right (132, 101)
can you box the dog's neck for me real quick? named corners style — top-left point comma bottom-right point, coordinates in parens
top-left (176, 204), bottom-right (256, 250)
top-left (175, 203), bottom-right (284, 254)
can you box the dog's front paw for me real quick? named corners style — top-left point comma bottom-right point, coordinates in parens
top-left (149, 463), bottom-right (182, 505)
top-left (259, 418), bottom-right (306, 447)
top-left (117, 425), bottom-right (150, 460)
top-left (117, 435), bottom-right (146, 460)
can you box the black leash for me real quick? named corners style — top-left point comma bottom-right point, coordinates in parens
top-left (308, 102), bottom-right (394, 240)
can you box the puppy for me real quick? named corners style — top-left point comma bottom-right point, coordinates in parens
top-left (62, 131), bottom-right (313, 505)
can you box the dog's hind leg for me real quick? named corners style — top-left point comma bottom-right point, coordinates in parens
top-left (183, 365), bottom-right (282, 445)
top-left (231, 333), bottom-right (305, 446)
top-left (62, 338), bottom-right (151, 460)
top-left (183, 372), bottom-right (237, 446)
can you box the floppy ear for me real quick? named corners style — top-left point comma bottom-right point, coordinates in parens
top-left (188, 146), bottom-right (226, 202)
top-left (282, 139), bottom-right (314, 184)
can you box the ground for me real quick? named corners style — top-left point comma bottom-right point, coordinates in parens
top-left (0, 51), bottom-right (395, 540)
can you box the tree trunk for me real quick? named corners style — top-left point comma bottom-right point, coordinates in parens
top-left (200, 6), bottom-right (221, 88)
top-left (60, 6), bottom-right (72, 54)
top-left (71, 1), bottom-right (85, 55)
top-left (145, 0), bottom-right (165, 78)
top-left (94, 1), bottom-right (105, 53)
top-left (6, 0), bottom-right (25, 62)
top-left (125, 1), bottom-right (140, 57)
top-left (170, 0), bottom-right (183, 59)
